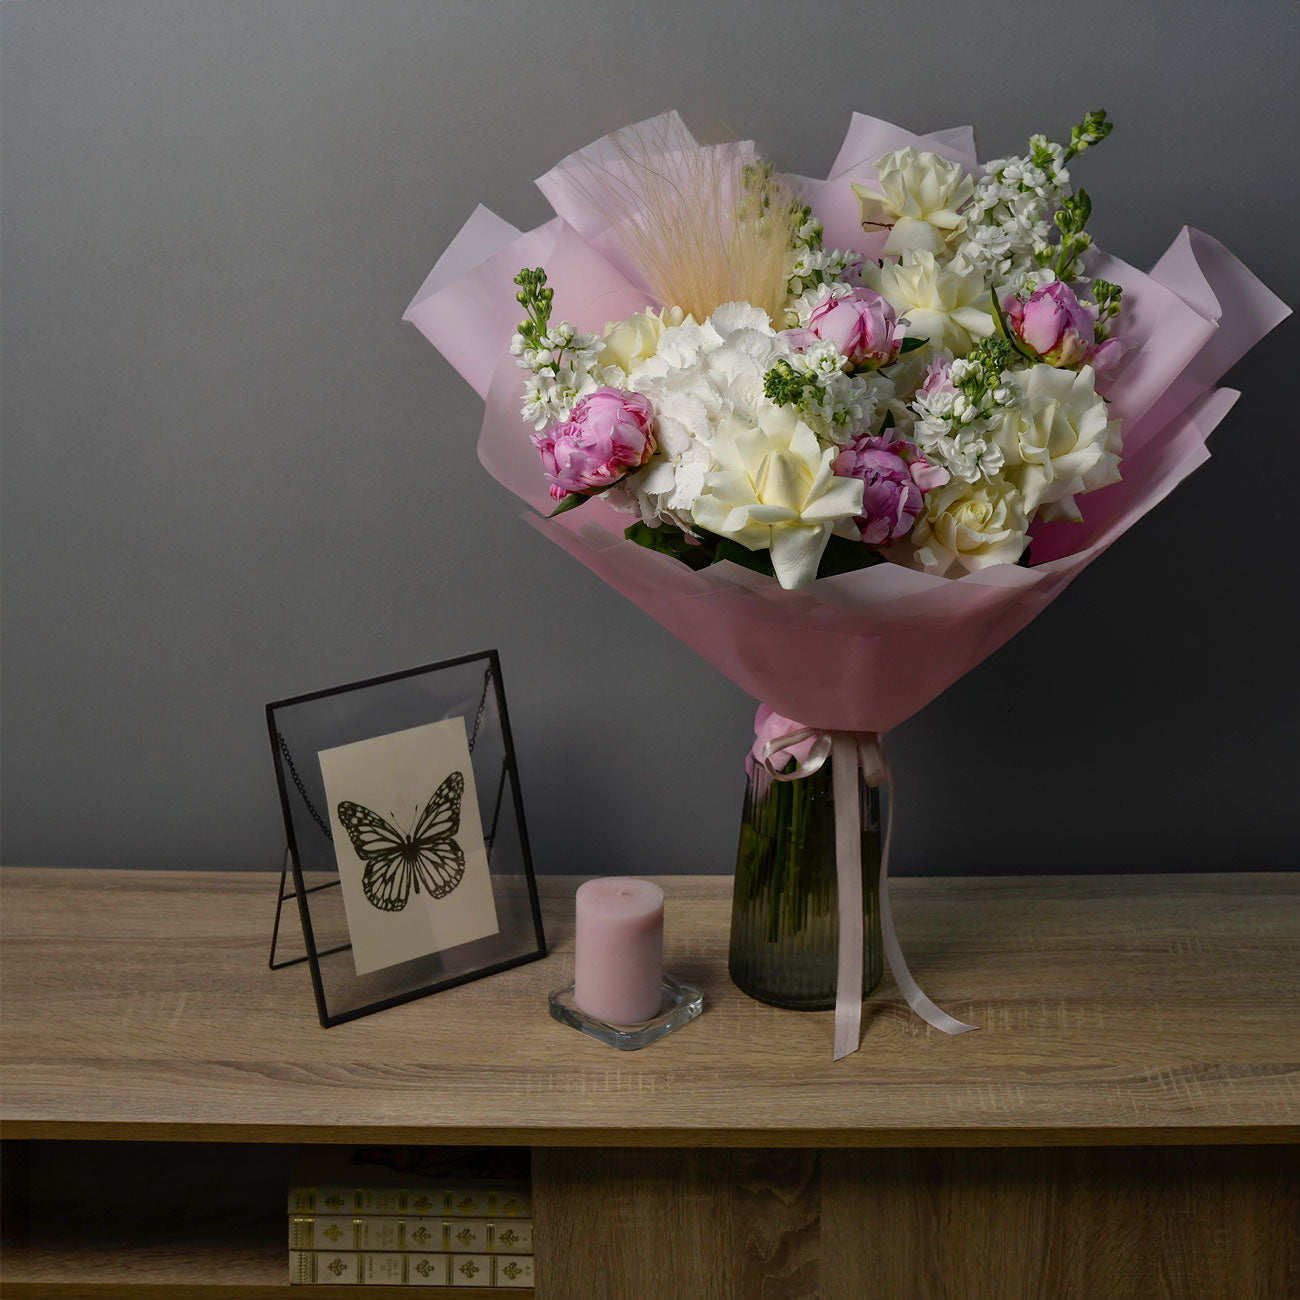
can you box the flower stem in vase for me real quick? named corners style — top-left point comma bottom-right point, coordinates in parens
top-left (729, 753), bottom-right (883, 1010)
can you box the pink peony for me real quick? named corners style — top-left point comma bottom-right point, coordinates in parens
top-left (1087, 334), bottom-right (1127, 374)
top-left (802, 288), bottom-right (904, 369)
top-left (833, 435), bottom-right (948, 546)
top-left (920, 354), bottom-right (957, 398)
top-left (531, 387), bottom-right (656, 501)
top-left (1002, 281), bottom-right (1099, 369)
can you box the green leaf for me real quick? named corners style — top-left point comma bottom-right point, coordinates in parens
top-left (712, 537), bottom-right (777, 578)
top-left (624, 522), bottom-right (713, 571)
top-left (815, 533), bottom-right (886, 579)
top-left (547, 492), bottom-right (589, 518)
top-left (898, 336), bottom-right (928, 354)
top-left (989, 289), bottom-right (1038, 362)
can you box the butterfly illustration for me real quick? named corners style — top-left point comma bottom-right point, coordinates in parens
top-left (337, 771), bottom-right (466, 912)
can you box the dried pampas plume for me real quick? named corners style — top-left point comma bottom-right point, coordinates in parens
top-left (571, 117), bottom-right (800, 325)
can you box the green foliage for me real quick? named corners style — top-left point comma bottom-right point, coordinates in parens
top-left (548, 492), bottom-right (588, 518)
top-left (1064, 109), bottom-right (1113, 162)
top-left (625, 520), bottom-right (884, 584)
top-left (816, 533), bottom-right (886, 578)
top-left (1090, 277), bottom-right (1124, 341)
top-left (512, 266), bottom-right (554, 350)
top-left (624, 522), bottom-right (714, 571)
top-left (713, 536), bottom-right (778, 578)
top-left (989, 289), bottom-right (1038, 361)
top-left (763, 358), bottom-right (812, 408)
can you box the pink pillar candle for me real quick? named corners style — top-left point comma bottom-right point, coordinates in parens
top-left (573, 878), bottom-right (665, 1025)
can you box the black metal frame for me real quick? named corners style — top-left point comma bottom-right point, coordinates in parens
top-left (266, 649), bottom-right (547, 1027)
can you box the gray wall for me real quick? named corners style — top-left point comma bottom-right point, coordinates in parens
top-left (3, 1), bottom-right (1296, 876)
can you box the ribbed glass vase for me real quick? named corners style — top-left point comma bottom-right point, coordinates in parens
top-left (728, 754), bottom-right (883, 1010)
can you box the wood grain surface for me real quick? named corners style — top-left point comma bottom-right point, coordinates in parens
top-left (533, 1145), bottom-right (1299, 1299)
top-left (1, 868), bottom-right (1297, 1147)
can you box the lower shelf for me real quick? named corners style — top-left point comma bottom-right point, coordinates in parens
top-left (0, 1141), bottom-right (532, 1299)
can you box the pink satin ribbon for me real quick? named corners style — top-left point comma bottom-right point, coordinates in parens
top-left (756, 723), bottom-right (978, 1059)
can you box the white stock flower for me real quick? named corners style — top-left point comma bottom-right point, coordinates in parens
top-left (864, 251), bottom-right (994, 355)
top-left (911, 475), bottom-right (1028, 575)
top-left (691, 404), bottom-right (864, 590)
top-left (993, 364), bottom-right (1122, 521)
top-left (852, 149), bottom-right (976, 257)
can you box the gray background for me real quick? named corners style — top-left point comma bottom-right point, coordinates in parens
top-left (3, 1), bottom-right (1296, 877)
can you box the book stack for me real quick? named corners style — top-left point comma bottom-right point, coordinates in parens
top-left (288, 1146), bottom-right (534, 1288)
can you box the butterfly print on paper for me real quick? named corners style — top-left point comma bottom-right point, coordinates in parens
top-left (337, 770), bottom-right (466, 912)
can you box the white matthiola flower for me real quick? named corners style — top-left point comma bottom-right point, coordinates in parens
top-left (993, 364), bottom-right (1121, 520)
top-left (514, 319), bottom-right (603, 427)
top-left (865, 251), bottom-right (995, 355)
top-left (691, 405), bottom-right (864, 590)
top-left (852, 149), bottom-right (976, 257)
top-left (911, 475), bottom-right (1028, 575)
top-left (911, 416), bottom-right (1005, 485)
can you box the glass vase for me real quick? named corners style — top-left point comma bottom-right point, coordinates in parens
top-left (728, 753), bottom-right (883, 1010)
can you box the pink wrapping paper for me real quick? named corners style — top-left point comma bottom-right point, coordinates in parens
top-left (405, 114), bottom-right (1290, 736)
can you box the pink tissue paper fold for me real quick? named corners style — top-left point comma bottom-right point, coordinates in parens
top-left (404, 114), bottom-right (1290, 736)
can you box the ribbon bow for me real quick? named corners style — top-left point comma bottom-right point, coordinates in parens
top-left (753, 708), bottom-right (977, 1059)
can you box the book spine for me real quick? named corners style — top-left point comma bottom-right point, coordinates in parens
top-left (289, 1215), bottom-right (534, 1253)
top-left (288, 1184), bottom-right (532, 1219)
top-left (289, 1251), bottom-right (535, 1287)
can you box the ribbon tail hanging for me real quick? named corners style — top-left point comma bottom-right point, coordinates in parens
top-left (876, 776), bottom-right (978, 1037)
top-left (759, 714), bottom-right (977, 1058)
top-left (830, 732), bottom-right (865, 1060)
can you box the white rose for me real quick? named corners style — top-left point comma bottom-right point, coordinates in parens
top-left (691, 404), bottom-right (864, 590)
top-left (912, 475), bottom-right (1028, 575)
top-left (852, 149), bottom-right (975, 257)
top-left (864, 251), bottom-right (994, 356)
top-left (993, 364), bottom-right (1122, 522)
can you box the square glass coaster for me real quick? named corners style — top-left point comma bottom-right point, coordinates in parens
top-left (548, 974), bottom-right (703, 1050)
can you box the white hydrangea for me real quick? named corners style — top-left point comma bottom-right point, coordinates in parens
top-left (617, 303), bottom-right (786, 526)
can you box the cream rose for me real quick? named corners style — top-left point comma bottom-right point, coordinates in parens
top-left (852, 149), bottom-right (975, 257)
top-left (911, 475), bottom-right (1028, 575)
top-left (993, 363), bottom-right (1122, 521)
top-left (691, 404), bottom-right (864, 590)
top-left (599, 307), bottom-right (690, 383)
top-left (864, 251), bottom-right (994, 355)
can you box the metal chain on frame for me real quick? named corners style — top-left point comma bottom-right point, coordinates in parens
top-left (276, 663), bottom-right (493, 842)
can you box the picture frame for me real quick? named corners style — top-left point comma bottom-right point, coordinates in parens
top-left (266, 650), bottom-right (547, 1027)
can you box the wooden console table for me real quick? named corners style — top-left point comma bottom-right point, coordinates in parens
top-left (1, 868), bottom-right (1296, 1298)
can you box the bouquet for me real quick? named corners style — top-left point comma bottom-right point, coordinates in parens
top-left (406, 111), bottom-right (1287, 1057)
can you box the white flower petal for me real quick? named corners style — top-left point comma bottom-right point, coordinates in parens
top-left (770, 523), bottom-right (831, 590)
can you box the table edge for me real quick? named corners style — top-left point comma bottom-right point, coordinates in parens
top-left (3, 1119), bottom-right (1297, 1148)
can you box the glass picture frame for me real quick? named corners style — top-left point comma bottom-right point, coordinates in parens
top-left (266, 650), bottom-right (546, 1027)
